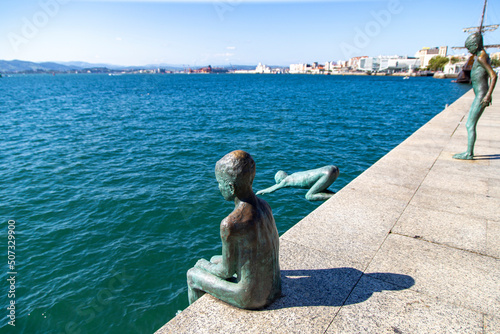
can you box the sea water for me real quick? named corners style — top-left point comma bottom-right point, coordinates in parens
top-left (0, 73), bottom-right (469, 333)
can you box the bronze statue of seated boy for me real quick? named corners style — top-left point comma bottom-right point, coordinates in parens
top-left (187, 150), bottom-right (281, 309)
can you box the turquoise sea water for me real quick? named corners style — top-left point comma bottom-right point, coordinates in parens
top-left (1, 74), bottom-right (468, 333)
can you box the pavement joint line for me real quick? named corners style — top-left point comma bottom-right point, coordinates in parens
top-left (368, 133), bottom-right (447, 271)
top-left (389, 231), bottom-right (500, 261)
top-left (323, 270), bottom-right (364, 334)
top-left (450, 113), bottom-right (467, 137)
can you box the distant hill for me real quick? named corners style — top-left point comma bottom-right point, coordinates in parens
top-left (0, 60), bottom-right (275, 73)
top-left (0, 60), bottom-right (187, 73)
top-left (58, 61), bottom-right (121, 70)
top-left (0, 60), bottom-right (79, 73)
top-left (56, 61), bottom-right (185, 71)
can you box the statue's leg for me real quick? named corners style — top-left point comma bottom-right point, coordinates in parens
top-left (305, 168), bottom-right (339, 201)
top-left (465, 101), bottom-right (486, 157)
top-left (187, 268), bottom-right (206, 304)
top-left (305, 180), bottom-right (335, 200)
top-left (453, 97), bottom-right (485, 160)
top-left (186, 267), bottom-right (259, 309)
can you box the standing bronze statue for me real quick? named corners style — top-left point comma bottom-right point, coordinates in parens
top-left (187, 150), bottom-right (281, 309)
top-left (256, 165), bottom-right (339, 201)
top-left (453, 32), bottom-right (497, 160)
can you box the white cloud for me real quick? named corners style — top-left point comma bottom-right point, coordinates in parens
top-left (226, 46), bottom-right (236, 50)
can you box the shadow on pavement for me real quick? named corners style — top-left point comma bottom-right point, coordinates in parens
top-left (267, 267), bottom-right (414, 309)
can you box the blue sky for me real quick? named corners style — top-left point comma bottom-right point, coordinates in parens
top-left (1, 0), bottom-right (500, 66)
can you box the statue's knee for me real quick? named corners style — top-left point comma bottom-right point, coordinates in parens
top-left (187, 268), bottom-right (195, 285)
top-left (465, 122), bottom-right (476, 132)
top-left (235, 291), bottom-right (264, 310)
top-left (326, 166), bottom-right (339, 178)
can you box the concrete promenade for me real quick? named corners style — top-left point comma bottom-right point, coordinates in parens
top-left (156, 88), bottom-right (500, 333)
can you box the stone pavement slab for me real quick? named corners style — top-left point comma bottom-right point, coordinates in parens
top-left (366, 234), bottom-right (500, 316)
top-left (485, 314), bottom-right (500, 334)
top-left (393, 204), bottom-right (490, 256)
top-left (156, 88), bottom-right (500, 333)
top-left (326, 275), bottom-right (484, 334)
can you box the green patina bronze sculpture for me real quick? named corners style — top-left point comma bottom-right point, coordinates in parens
top-left (256, 165), bottom-right (339, 201)
top-left (453, 32), bottom-right (497, 160)
top-left (187, 150), bottom-right (281, 309)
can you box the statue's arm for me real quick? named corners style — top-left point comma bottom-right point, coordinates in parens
top-left (194, 221), bottom-right (236, 279)
top-left (478, 51), bottom-right (498, 105)
top-left (256, 181), bottom-right (287, 195)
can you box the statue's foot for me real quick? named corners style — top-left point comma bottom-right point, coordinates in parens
top-left (306, 192), bottom-right (334, 201)
top-left (453, 152), bottom-right (473, 160)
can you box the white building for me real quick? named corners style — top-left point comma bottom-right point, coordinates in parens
top-left (325, 61), bottom-right (343, 73)
top-left (415, 46), bottom-right (448, 69)
top-left (358, 56), bottom-right (420, 73)
top-left (443, 61), bottom-right (465, 75)
top-left (234, 63), bottom-right (272, 74)
top-left (347, 56), bottom-right (369, 71)
top-left (255, 63), bottom-right (271, 74)
top-left (358, 57), bottom-right (379, 72)
top-left (289, 63), bottom-right (312, 74)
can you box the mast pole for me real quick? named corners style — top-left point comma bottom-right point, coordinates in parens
top-left (479, 0), bottom-right (487, 33)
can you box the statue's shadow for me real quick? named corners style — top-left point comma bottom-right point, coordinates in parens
top-left (473, 154), bottom-right (500, 160)
top-left (266, 267), bottom-right (414, 309)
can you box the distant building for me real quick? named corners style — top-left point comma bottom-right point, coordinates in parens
top-left (347, 56), bottom-right (368, 71)
top-left (234, 63), bottom-right (277, 74)
top-left (289, 63), bottom-right (310, 74)
top-left (325, 61), bottom-right (343, 73)
top-left (442, 55), bottom-right (467, 75)
top-left (358, 56), bottom-right (420, 73)
top-left (290, 62), bottom-right (337, 74)
top-left (415, 46), bottom-right (448, 69)
top-left (255, 63), bottom-right (271, 74)
top-left (443, 61), bottom-right (465, 75)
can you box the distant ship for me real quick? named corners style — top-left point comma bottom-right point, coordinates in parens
top-left (453, 0), bottom-right (498, 84)
top-left (455, 56), bottom-right (474, 84)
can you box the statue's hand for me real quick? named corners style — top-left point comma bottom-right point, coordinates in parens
top-left (481, 95), bottom-right (492, 107)
top-left (256, 189), bottom-right (270, 195)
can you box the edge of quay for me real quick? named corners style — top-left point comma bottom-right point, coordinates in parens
top-left (155, 88), bottom-right (500, 334)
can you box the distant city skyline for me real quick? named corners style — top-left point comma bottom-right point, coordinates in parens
top-left (1, 0), bottom-right (500, 67)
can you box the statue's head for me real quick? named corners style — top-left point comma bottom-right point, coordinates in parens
top-left (215, 150), bottom-right (256, 200)
top-left (465, 32), bottom-right (483, 54)
top-left (274, 170), bottom-right (288, 184)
